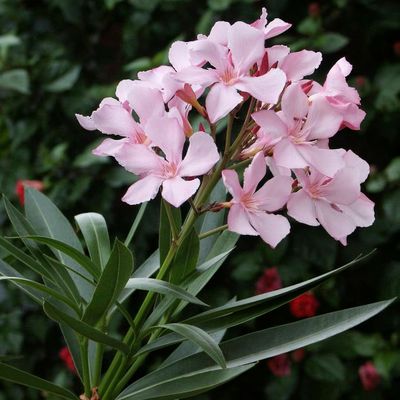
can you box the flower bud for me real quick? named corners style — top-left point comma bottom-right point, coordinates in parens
top-left (359, 361), bottom-right (381, 391)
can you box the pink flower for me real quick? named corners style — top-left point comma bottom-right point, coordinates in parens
top-left (267, 354), bottom-right (291, 377)
top-left (359, 361), bottom-right (381, 391)
top-left (222, 152), bottom-right (292, 248)
top-left (114, 117), bottom-right (219, 207)
top-left (309, 58), bottom-right (366, 130)
top-left (175, 22), bottom-right (286, 123)
top-left (255, 267), bottom-right (282, 294)
top-left (287, 151), bottom-right (374, 244)
top-left (76, 81), bottom-right (165, 157)
top-left (251, 83), bottom-right (345, 177)
top-left (290, 292), bottom-right (319, 318)
top-left (15, 180), bottom-right (44, 206)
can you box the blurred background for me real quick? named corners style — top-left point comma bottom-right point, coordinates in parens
top-left (0, 0), bottom-right (399, 398)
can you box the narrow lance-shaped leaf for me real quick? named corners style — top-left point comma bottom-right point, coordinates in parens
top-left (124, 278), bottom-right (208, 307)
top-left (25, 236), bottom-right (99, 279)
top-left (0, 277), bottom-right (80, 314)
top-left (159, 201), bottom-right (181, 264)
top-left (158, 323), bottom-right (226, 369)
top-left (83, 240), bottom-right (133, 326)
top-left (126, 299), bottom-right (394, 397)
top-left (75, 212), bottom-right (111, 269)
top-left (0, 362), bottom-right (76, 400)
top-left (116, 364), bottom-right (254, 400)
top-left (170, 228), bottom-right (199, 284)
top-left (44, 301), bottom-right (130, 354)
top-left (125, 202), bottom-right (148, 246)
top-left (24, 188), bottom-right (94, 300)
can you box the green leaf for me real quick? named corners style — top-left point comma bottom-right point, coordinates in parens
top-left (128, 299), bottom-right (393, 396)
top-left (0, 362), bottom-right (75, 399)
top-left (0, 34), bottom-right (21, 48)
top-left (161, 329), bottom-right (227, 369)
top-left (0, 276), bottom-right (80, 314)
top-left (83, 240), bottom-right (133, 325)
top-left (0, 69), bottom-right (30, 94)
top-left (184, 254), bottom-right (370, 329)
top-left (125, 278), bottom-right (208, 307)
top-left (116, 364), bottom-right (254, 400)
top-left (305, 353), bottom-right (346, 382)
top-left (43, 301), bottom-right (130, 354)
top-left (0, 236), bottom-right (54, 281)
top-left (159, 202), bottom-right (181, 264)
top-left (25, 235), bottom-right (100, 279)
top-left (314, 32), bottom-right (349, 53)
top-left (124, 202), bottom-right (148, 247)
top-left (116, 250), bottom-right (159, 308)
top-left (197, 180), bottom-right (227, 262)
top-left (170, 228), bottom-right (199, 284)
top-left (75, 212), bottom-right (111, 269)
top-left (44, 65), bottom-right (81, 92)
top-left (24, 188), bottom-right (93, 301)
top-left (159, 323), bottom-right (226, 369)
top-left (385, 157), bottom-right (400, 183)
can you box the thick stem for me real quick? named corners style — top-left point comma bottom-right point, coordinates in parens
top-left (80, 340), bottom-right (91, 397)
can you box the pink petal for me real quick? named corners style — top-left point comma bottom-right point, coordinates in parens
top-left (116, 79), bottom-right (136, 103)
top-left (280, 50), bottom-right (322, 81)
top-left (266, 45), bottom-right (290, 67)
top-left (208, 21), bottom-right (231, 45)
top-left (287, 189), bottom-right (319, 226)
top-left (236, 68), bottom-right (286, 104)
top-left (297, 146), bottom-right (345, 177)
top-left (273, 139), bottom-right (308, 169)
top-left (320, 167), bottom-right (360, 205)
top-left (169, 41), bottom-right (192, 71)
top-left (253, 175), bottom-right (293, 212)
top-left (264, 18), bottom-right (292, 39)
top-left (126, 84), bottom-right (165, 123)
top-left (243, 152), bottom-right (266, 194)
top-left (145, 117), bottom-right (185, 164)
top-left (92, 138), bottom-right (129, 157)
top-left (228, 21), bottom-right (265, 74)
top-left (114, 144), bottom-right (163, 175)
top-left (251, 110), bottom-right (287, 139)
top-left (162, 176), bottom-right (200, 207)
top-left (248, 212), bottom-right (290, 248)
top-left (222, 169), bottom-right (243, 199)
top-left (303, 97), bottom-right (342, 140)
top-left (206, 83), bottom-right (243, 123)
top-left (190, 39), bottom-right (228, 71)
top-left (92, 104), bottom-right (137, 137)
top-left (175, 66), bottom-right (219, 87)
top-left (122, 175), bottom-right (163, 205)
top-left (227, 204), bottom-right (258, 236)
top-left (281, 83), bottom-right (309, 121)
top-left (180, 132), bottom-right (219, 177)
top-left (341, 103), bottom-right (366, 130)
top-left (76, 114), bottom-right (96, 131)
top-left (339, 193), bottom-right (375, 227)
top-left (315, 200), bottom-right (356, 241)
top-left (343, 150), bottom-right (370, 183)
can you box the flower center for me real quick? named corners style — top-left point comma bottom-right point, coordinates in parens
top-left (219, 65), bottom-right (238, 85)
top-left (163, 161), bottom-right (179, 178)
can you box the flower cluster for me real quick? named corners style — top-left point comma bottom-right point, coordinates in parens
top-left (77, 8), bottom-right (374, 248)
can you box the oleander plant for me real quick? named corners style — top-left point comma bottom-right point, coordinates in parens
top-left (0, 5), bottom-right (397, 400)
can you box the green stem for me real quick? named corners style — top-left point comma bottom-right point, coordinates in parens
top-left (92, 342), bottom-right (104, 388)
top-left (198, 224), bottom-right (228, 240)
top-left (80, 339), bottom-right (91, 397)
top-left (224, 113), bottom-right (234, 156)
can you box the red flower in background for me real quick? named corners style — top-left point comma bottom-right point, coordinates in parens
top-left (393, 41), bottom-right (400, 57)
top-left (359, 361), bottom-right (381, 391)
top-left (267, 354), bottom-right (291, 377)
top-left (15, 180), bottom-right (44, 206)
top-left (290, 292), bottom-right (319, 318)
top-left (59, 346), bottom-right (76, 374)
top-left (291, 348), bottom-right (306, 363)
top-left (255, 267), bottom-right (282, 294)
top-left (308, 3), bottom-right (320, 17)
